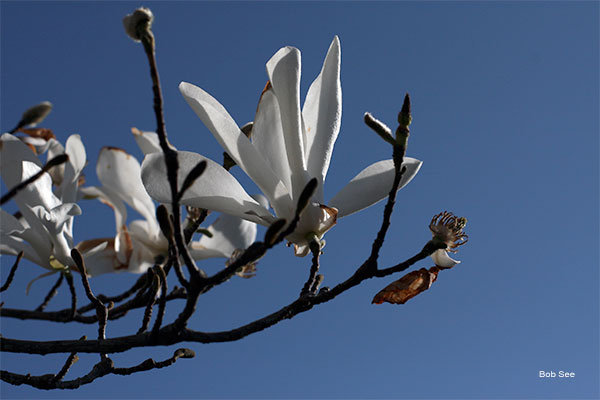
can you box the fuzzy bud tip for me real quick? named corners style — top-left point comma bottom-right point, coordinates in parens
top-left (123, 7), bottom-right (154, 42)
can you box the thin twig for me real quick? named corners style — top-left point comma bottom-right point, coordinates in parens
top-left (151, 265), bottom-right (168, 335)
top-left (0, 286), bottom-right (186, 324)
top-left (300, 241), bottom-right (321, 296)
top-left (35, 273), bottom-right (64, 311)
top-left (64, 272), bottom-right (77, 319)
top-left (0, 246), bottom-right (437, 356)
top-left (52, 336), bottom-right (85, 382)
top-left (137, 274), bottom-right (160, 334)
top-left (0, 252), bottom-right (24, 292)
top-left (70, 249), bottom-right (108, 355)
top-left (112, 348), bottom-right (194, 376)
top-left (0, 358), bottom-right (114, 389)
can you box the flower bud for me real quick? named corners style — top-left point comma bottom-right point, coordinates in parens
top-left (123, 7), bottom-right (154, 42)
top-left (397, 93), bottom-right (412, 129)
top-left (364, 112), bottom-right (395, 145)
top-left (17, 101), bottom-right (53, 130)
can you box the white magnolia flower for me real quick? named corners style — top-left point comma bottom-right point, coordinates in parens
top-left (141, 37), bottom-right (422, 256)
top-left (78, 131), bottom-right (259, 276)
top-left (428, 211), bottom-right (468, 268)
top-left (0, 132), bottom-right (85, 271)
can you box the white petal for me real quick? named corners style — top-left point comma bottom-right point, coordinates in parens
top-left (16, 161), bottom-right (62, 214)
top-left (0, 133), bottom-right (42, 189)
top-left (45, 138), bottom-right (66, 186)
top-left (431, 249), bottom-right (460, 268)
top-left (58, 134), bottom-right (86, 203)
top-left (80, 186), bottom-right (131, 264)
top-left (193, 213), bottom-right (257, 259)
top-left (141, 151), bottom-right (275, 226)
top-left (38, 203), bottom-right (81, 236)
top-left (127, 238), bottom-right (157, 274)
top-left (302, 36), bottom-right (342, 203)
top-left (179, 82), bottom-right (291, 212)
top-left (65, 134), bottom-right (86, 179)
top-left (252, 87), bottom-right (293, 201)
top-left (76, 239), bottom-right (119, 276)
top-left (266, 46), bottom-right (310, 201)
top-left (97, 147), bottom-right (158, 232)
top-left (131, 128), bottom-right (162, 155)
top-left (1, 234), bottom-right (45, 267)
top-left (1, 208), bottom-right (50, 265)
top-left (329, 158), bottom-right (423, 218)
top-left (129, 219), bottom-right (165, 251)
top-left (32, 203), bottom-right (80, 266)
top-left (20, 136), bottom-right (51, 154)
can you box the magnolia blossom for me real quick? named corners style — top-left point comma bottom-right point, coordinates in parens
top-left (428, 211), bottom-right (468, 268)
top-left (141, 37), bottom-right (422, 256)
top-left (0, 132), bottom-right (85, 271)
top-left (78, 131), bottom-right (259, 276)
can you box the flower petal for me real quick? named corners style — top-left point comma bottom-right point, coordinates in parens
top-left (141, 151), bottom-right (275, 226)
top-left (0, 210), bottom-right (46, 267)
top-left (266, 46), bottom-right (311, 201)
top-left (76, 239), bottom-right (121, 276)
top-left (131, 127), bottom-right (162, 155)
top-left (16, 161), bottom-right (62, 213)
top-left (179, 82), bottom-right (291, 213)
top-left (430, 249), bottom-right (460, 268)
top-left (329, 158), bottom-right (423, 218)
top-left (252, 86), bottom-right (293, 202)
top-left (97, 147), bottom-right (158, 232)
top-left (58, 134), bottom-right (86, 203)
top-left (192, 213), bottom-right (257, 260)
top-left (302, 36), bottom-right (342, 203)
top-left (0, 133), bottom-right (42, 189)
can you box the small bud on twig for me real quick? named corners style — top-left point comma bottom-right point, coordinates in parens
top-left (296, 178), bottom-right (318, 216)
top-left (178, 160), bottom-right (207, 201)
top-left (396, 93), bottom-right (411, 144)
top-left (174, 348), bottom-right (195, 359)
top-left (10, 101), bottom-right (53, 134)
top-left (264, 219), bottom-right (287, 246)
top-left (156, 205), bottom-right (174, 239)
top-left (123, 7), bottom-right (154, 42)
top-left (364, 112), bottom-right (395, 145)
top-left (397, 93), bottom-right (411, 128)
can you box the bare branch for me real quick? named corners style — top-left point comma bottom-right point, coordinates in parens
top-left (0, 252), bottom-right (24, 292)
top-left (300, 240), bottom-right (321, 296)
top-left (35, 273), bottom-right (64, 311)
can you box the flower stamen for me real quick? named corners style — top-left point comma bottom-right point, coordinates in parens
top-left (429, 211), bottom-right (468, 252)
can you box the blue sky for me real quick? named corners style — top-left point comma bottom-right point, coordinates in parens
top-left (1, 1), bottom-right (598, 399)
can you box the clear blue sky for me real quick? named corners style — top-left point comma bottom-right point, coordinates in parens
top-left (1, 1), bottom-right (598, 399)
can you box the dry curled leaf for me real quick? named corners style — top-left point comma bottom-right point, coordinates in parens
top-left (372, 267), bottom-right (442, 305)
top-left (19, 127), bottom-right (56, 141)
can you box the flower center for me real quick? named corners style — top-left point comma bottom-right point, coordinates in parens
top-left (429, 211), bottom-right (468, 252)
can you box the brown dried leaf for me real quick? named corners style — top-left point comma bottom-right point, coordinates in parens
top-left (372, 267), bottom-right (441, 305)
top-left (19, 127), bottom-right (56, 141)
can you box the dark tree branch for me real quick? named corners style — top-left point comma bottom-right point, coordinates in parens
top-left (0, 243), bottom-right (438, 356)
top-left (151, 265), bottom-right (168, 335)
top-left (35, 273), bottom-right (64, 311)
top-left (300, 240), bottom-right (321, 296)
top-left (0, 348), bottom-right (195, 389)
top-left (0, 286), bottom-right (186, 324)
top-left (64, 272), bottom-right (77, 319)
top-left (71, 250), bottom-right (108, 354)
top-left (111, 348), bottom-right (195, 376)
top-left (137, 274), bottom-right (160, 334)
top-left (0, 252), bottom-right (23, 292)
